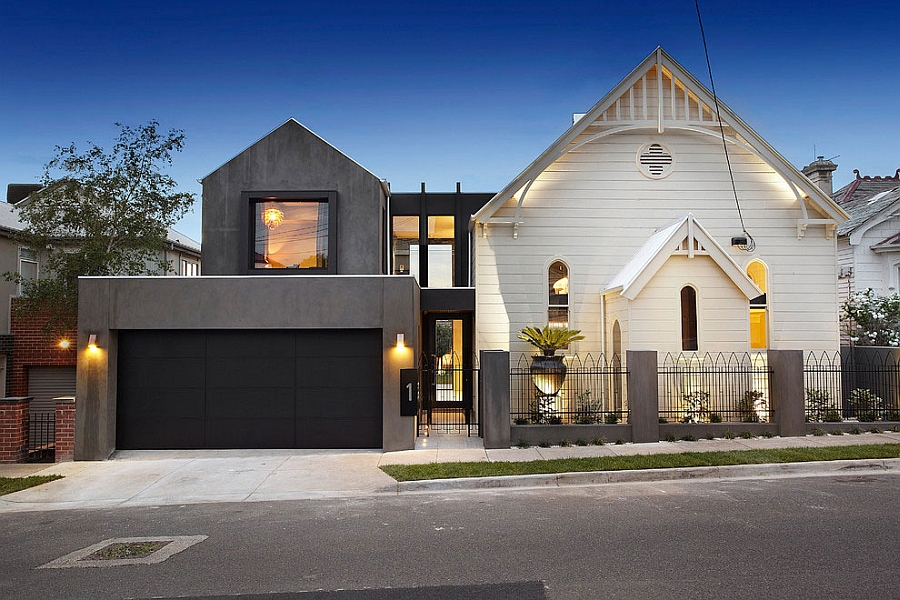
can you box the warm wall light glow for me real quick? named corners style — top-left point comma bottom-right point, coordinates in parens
top-left (396, 333), bottom-right (405, 348)
top-left (87, 333), bottom-right (98, 352)
top-left (58, 340), bottom-right (70, 349)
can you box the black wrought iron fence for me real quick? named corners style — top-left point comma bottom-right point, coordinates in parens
top-left (418, 352), bottom-right (480, 436)
top-left (510, 353), bottom-right (627, 425)
top-left (804, 349), bottom-right (900, 422)
top-left (28, 411), bottom-right (55, 463)
top-left (658, 352), bottom-right (771, 424)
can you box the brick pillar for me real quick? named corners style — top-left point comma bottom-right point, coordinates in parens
top-left (627, 350), bottom-right (660, 443)
top-left (55, 397), bottom-right (76, 462)
top-left (0, 397), bottom-right (31, 463)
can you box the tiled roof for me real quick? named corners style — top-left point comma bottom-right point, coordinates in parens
top-left (833, 169), bottom-right (900, 205)
top-left (836, 185), bottom-right (900, 236)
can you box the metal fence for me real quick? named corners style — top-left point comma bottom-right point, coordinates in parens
top-left (28, 411), bottom-right (55, 463)
top-left (418, 352), bottom-right (480, 436)
top-left (511, 354), bottom-right (627, 424)
top-left (658, 352), bottom-right (771, 424)
top-left (804, 349), bottom-right (900, 422)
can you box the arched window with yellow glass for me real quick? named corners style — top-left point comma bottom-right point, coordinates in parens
top-left (746, 260), bottom-right (768, 349)
top-left (548, 260), bottom-right (569, 328)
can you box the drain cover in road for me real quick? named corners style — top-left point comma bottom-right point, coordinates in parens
top-left (38, 535), bottom-right (207, 569)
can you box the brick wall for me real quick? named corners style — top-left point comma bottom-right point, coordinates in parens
top-left (9, 298), bottom-right (77, 397)
top-left (54, 398), bottom-right (75, 462)
top-left (0, 397), bottom-right (30, 463)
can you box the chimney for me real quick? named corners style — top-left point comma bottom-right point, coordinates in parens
top-left (801, 156), bottom-right (838, 196)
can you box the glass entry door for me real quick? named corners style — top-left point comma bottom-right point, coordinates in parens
top-left (420, 313), bottom-right (477, 435)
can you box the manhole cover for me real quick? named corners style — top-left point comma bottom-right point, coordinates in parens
top-left (38, 535), bottom-right (207, 569)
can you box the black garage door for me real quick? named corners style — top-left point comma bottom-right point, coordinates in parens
top-left (117, 329), bottom-right (382, 449)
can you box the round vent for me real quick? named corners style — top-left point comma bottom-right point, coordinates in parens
top-left (637, 142), bottom-right (675, 179)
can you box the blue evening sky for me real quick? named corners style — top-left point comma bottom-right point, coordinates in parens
top-left (2, 1), bottom-right (898, 242)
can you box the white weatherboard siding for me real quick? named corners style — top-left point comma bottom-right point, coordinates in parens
top-left (852, 215), bottom-right (900, 296)
top-left (475, 128), bottom-right (840, 355)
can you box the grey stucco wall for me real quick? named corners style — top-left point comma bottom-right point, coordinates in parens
top-left (75, 275), bottom-right (419, 459)
top-left (201, 119), bottom-right (386, 276)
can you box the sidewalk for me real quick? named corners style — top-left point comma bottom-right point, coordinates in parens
top-left (1, 432), bottom-right (898, 513)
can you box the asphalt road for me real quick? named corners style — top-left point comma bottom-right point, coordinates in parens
top-left (2, 472), bottom-right (898, 600)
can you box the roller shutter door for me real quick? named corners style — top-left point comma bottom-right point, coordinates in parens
top-left (116, 329), bottom-right (383, 449)
top-left (27, 366), bottom-right (76, 413)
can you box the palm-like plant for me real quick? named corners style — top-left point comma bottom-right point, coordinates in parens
top-left (516, 325), bottom-right (584, 356)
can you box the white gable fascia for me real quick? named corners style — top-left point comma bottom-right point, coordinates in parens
top-left (849, 199), bottom-right (900, 246)
top-left (472, 47), bottom-right (848, 232)
top-left (603, 214), bottom-right (761, 300)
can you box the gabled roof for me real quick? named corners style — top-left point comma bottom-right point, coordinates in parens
top-left (836, 185), bottom-right (900, 246)
top-left (871, 232), bottom-right (900, 253)
top-left (200, 118), bottom-right (386, 189)
top-left (472, 47), bottom-right (847, 229)
top-left (603, 214), bottom-right (760, 300)
top-left (833, 169), bottom-right (900, 205)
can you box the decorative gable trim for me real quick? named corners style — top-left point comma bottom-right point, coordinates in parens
top-left (472, 47), bottom-right (848, 236)
top-left (603, 214), bottom-right (761, 301)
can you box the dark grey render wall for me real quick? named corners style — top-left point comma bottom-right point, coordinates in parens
top-left (75, 275), bottom-right (419, 459)
top-left (201, 119), bottom-right (386, 275)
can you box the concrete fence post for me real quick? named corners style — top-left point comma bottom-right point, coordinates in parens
top-left (767, 349), bottom-right (805, 437)
top-left (55, 397), bottom-right (76, 462)
top-left (480, 350), bottom-right (510, 449)
top-left (627, 350), bottom-right (660, 443)
top-left (0, 397), bottom-right (31, 463)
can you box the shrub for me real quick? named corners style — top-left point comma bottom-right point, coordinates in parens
top-left (659, 417), bottom-right (668, 424)
top-left (828, 429), bottom-right (844, 436)
top-left (539, 441), bottom-right (551, 448)
top-left (762, 431), bottom-right (774, 438)
top-left (681, 434), bottom-right (697, 442)
top-left (516, 440), bottom-right (530, 448)
top-left (681, 391), bottom-right (709, 423)
top-left (705, 434), bottom-right (715, 440)
top-left (573, 390), bottom-right (602, 424)
top-left (615, 439), bottom-right (625, 445)
top-left (848, 426), bottom-right (863, 435)
top-left (887, 410), bottom-right (900, 422)
top-left (604, 412), bottom-right (620, 425)
top-left (738, 390), bottom-right (767, 423)
top-left (841, 289), bottom-right (900, 347)
top-left (823, 410), bottom-right (843, 423)
top-left (575, 439), bottom-right (588, 446)
top-left (740, 431), bottom-right (754, 439)
top-left (724, 430), bottom-right (736, 439)
top-left (665, 434), bottom-right (677, 442)
top-left (850, 388), bottom-right (884, 422)
top-left (592, 437), bottom-right (606, 446)
top-left (708, 413), bottom-right (722, 423)
top-left (812, 428), bottom-right (826, 436)
top-left (513, 417), bottom-right (529, 425)
top-left (548, 416), bottom-right (563, 425)
top-left (868, 427), bottom-right (883, 434)
top-left (559, 440), bottom-right (572, 447)
top-left (805, 388), bottom-right (832, 422)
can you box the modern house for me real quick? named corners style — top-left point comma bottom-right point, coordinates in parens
top-left (73, 47), bottom-right (848, 458)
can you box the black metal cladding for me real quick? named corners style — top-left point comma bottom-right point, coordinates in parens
top-left (116, 329), bottom-right (383, 449)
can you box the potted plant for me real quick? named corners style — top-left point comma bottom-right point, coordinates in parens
top-left (517, 325), bottom-right (584, 397)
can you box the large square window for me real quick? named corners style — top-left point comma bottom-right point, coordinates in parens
top-left (244, 193), bottom-right (337, 273)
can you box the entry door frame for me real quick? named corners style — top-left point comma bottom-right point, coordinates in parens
top-left (420, 311), bottom-right (476, 431)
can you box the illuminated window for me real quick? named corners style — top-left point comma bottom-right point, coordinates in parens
top-left (681, 286), bottom-right (698, 351)
top-left (548, 261), bottom-right (569, 328)
top-left (427, 215), bottom-right (455, 288)
top-left (747, 261), bottom-right (768, 349)
top-left (392, 216), bottom-right (420, 281)
top-left (246, 193), bottom-right (336, 273)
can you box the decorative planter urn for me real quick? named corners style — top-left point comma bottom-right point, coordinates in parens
top-left (530, 355), bottom-right (567, 396)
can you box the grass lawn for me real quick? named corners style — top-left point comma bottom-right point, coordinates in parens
top-left (0, 475), bottom-right (63, 496)
top-left (380, 444), bottom-right (900, 482)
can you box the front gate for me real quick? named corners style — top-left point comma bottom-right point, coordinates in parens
top-left (418, 352), bottom-right (480, 436)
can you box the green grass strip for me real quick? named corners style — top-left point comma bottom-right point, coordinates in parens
top-left (0, 475), bottom-right (63, 496)
top-left (379, 444), bottom-right (900, 482)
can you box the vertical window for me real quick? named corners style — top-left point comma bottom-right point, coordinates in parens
top-left (681, 286), bottom-right (698, 351)
top-left (181, 259), bottom-right (199, 276)
top-left (392, 216), bottom-right (420, 282)
top-left (427, 215), bottom-right (454, 288)
top-left (18, 249), bottom-right (38, 296)
top-left (747, 261), bottom-right (767, 349)
top-left (548, 261), bottom-right (569, 328)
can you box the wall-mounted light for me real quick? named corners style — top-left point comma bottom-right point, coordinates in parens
top-left (87, 334), bottom-right (98, 352)
top-left (396, 333), bottom-right (405, 348)
top-left (58, 339), bottom-right (70, 349)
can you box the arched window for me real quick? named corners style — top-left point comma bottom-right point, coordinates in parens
top-left (548, 261), bottom-right (569, 328)
top-left (680, 286), bottom-right (698, 351)
top-left (747, 261), bottom-right (767, 349)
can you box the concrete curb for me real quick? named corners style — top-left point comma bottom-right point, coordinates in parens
top-left (385, 458), bottom-right (900, 493)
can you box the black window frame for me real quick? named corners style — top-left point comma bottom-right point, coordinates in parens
top-left (241, 191), bottom-right (338, 275)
